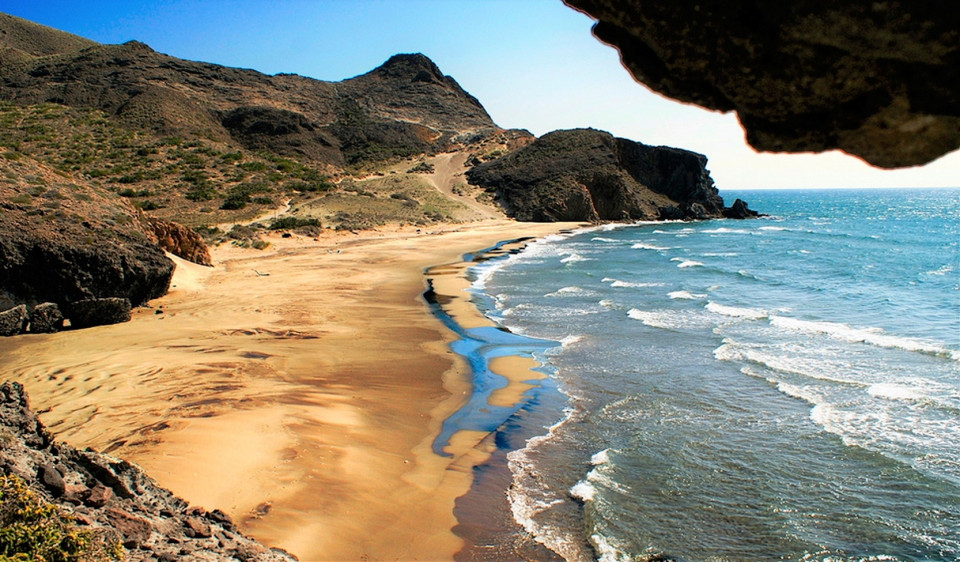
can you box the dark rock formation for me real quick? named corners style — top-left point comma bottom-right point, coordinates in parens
top-left (0, 14), bottom-right (498, 166)
top-left (27, 302), bottom-right (63, 333)
top-left (0, 304), bottom-right (28, 336)
top-left (563, 0), bottom-right (960, 168)
top-left (467, 128), bottom-right (738, 222)
top-left (0, 381), bottom-right (297, 561)
top-left (723, 199), bottom-right (761, 219)
top-left (64, 297), bottom-right (132, 329)
top-left (144, 217), bottom-right (212, 267)
top-left (0, 159), bottom-right (175, 332)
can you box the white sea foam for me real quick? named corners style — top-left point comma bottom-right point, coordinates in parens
top-left (867, 383), bottom-right (929, 402)
top-left (569, 480), bottom-right (596, 502)
top-left (923, 264), bottom-right (954, 276)
top-left (592, 236), bottom-right (618, 243)
top-left (599, 299), bottom-right (616, 309)
top-left (702, 227), bottom-right (752, 234)
top-left (631, 242), bottom-right (670, 251)
top-left (603, 278), bottom-right (664, 288)
top-left (628, 308), bottom-right (715, 330)
top-left (706, 301), bottom-right (768, 320)
top-left (560, 334), bottom-right (583, 347)
top-left (759, 225), bottom-right (788, 231)
top-left (591, 448), bottom-right (612, 465)
top-left (668, 290), bottom-right (707, 300)
top-left (560, 253), bottom-right (590, 264)
top-left (769, 315), bottom-right (959, 361)
top-left (670, 257), bottom-right (704, 268)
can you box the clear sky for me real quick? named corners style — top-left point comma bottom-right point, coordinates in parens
top-left (2, 0), bottom-right (957, 190)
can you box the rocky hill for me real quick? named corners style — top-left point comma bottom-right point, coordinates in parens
top-left (467, 128), bottom-right (747, 222)
top-left (0, 14), bottom-right (497, 168)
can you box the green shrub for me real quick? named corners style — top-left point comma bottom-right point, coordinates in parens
top-left (238, 161), bottom-right (267, 172)
top-left (268, 217), bottom-right (321, 230)
top-left (0, 474), bottom-right (123, 561)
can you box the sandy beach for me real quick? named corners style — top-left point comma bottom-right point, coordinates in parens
top-left (0, 219), bottom-right (578, 560)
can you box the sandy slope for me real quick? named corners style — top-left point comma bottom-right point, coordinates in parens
top-left (0, 219), bottom-right (577, 560)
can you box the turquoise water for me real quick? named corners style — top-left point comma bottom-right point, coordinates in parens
top-left (467, 189), bottom-right (960, 561)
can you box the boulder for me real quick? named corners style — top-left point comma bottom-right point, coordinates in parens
top-left (66, 297), bottom-right (132, 329)
top-left (0, 304), bottom-right (27, 336)
top-left (28, 302), bottom-right (63, 333)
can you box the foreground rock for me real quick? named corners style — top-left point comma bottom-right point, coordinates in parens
top-left (467, 128), bottom-right (744, 222)
top-left (564, 0), bottom-right (959, 168)
top-left (0, 381), bottom-right (297, 561)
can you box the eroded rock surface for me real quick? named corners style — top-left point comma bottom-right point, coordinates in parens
top-left (564, 0), bottom-right (960, 168)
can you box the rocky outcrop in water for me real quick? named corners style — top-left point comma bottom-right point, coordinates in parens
top-left (563, 0), bottom-right (959, 168)
top-left (466, 128), bottom-right (737, 222)
top-left (0, 381), bottom-right (297, 561)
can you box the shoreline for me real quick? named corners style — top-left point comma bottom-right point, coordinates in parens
top-left (425, 231), bottom-right (591, 561)
top-left (0, 219), bottom-right (580, 560)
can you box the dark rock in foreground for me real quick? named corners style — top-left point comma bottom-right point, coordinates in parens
top-left (467, 128), bottom-right (744, 222)
top-left (563, 0), bottom-right (959, 168)
top-left (0, 381), bottom-right (297, 561)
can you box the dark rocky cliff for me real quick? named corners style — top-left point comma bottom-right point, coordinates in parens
top-left (467, 128), bottom-right (733, 222)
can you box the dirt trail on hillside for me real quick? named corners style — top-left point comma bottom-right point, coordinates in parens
top-left (426, 152), bottom-right (503, 219)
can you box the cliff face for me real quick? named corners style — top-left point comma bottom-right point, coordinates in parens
top-left (0, 14), bottom-right (497, 167)
top-left (563, 0), bottom-right (960, 168)
top-left (467, 128), bottom-right (725, 222)
top-left (0, 381), bottom-right (296, 561)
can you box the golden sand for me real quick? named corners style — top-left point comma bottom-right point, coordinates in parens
top-left (0, 219), bottom-right (581, 560)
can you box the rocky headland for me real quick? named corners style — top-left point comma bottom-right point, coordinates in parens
top-left (467, 128), bottom-right (755, 222)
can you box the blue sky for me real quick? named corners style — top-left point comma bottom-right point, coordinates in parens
top-left (2, 0), bottom-right (957, 189)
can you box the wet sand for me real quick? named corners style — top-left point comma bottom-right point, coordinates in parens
top-left (0, 219), bottom-right (578, 560)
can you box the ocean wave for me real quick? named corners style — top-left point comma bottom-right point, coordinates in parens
top-left (603, 278), bottom-right (665, 288)
top-left (560, 253), bottom-right (591, 264)
top-left (702, 227), bottom-right (753, 234)
top-left (668, 290), bottom-right (707, 300)
top-left (599, 299), bottom-right (616, 309)
top-left (631, 242), bottom-right (671, 251)
top-left (706, 301), bottom-right (768, 320)
top-left (560, 334), bottom-right (583, 347)
top-left (670, 257), bottom-right (704, 268)
top-left (628, 308), bottom-right (716, 330)
top-left (545, 286), bottom-right (596, 298)
top-left (592, 236), bottom-right (619, 243)
top-left (769, 315), bottom-right (959, 361)
top-left (867, 383), bottom-right (929, 402)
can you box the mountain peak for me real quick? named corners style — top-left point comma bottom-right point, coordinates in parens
top-left (375, 53), bottom-right (445, 82)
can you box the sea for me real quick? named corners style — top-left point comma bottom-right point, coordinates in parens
top-left (441, 188), bottom-right (960, 561)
